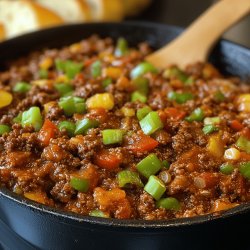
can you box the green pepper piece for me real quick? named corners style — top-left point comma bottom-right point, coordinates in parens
top-left (202, 124), bottom-right (218, 135)
top-left (0, 124), bottom-right (11, 135)
top-left (220, 163), bottom-right (234, 175)
top-left (58, 121), bottom-right (76, 137)
top-left (185, 108), bottom-right (204, 122)
top-left (70, 177), bottom-right (89, 192)
top-left (167, 91), bottom-right (194, 104)
top-left (13, 113), bottom-right (22, 124)
top-left (132, 77), bottom-right (149, 95)
top-left (156, 197), bottom-right (180, 210)
top-left (130, 62), bottom-right (158, 79)
top-left (13, 82), bottom-right (31, 94)
top-left (239, 162), bottom-right (250, 179)
top-left (214, 91), bottom-right (225, 102)
top-left (162, 160), bottom-right (170, 169)
top-left (144, 175), bottom-right (166, 200)
top-left (137, 106), bottom-right (152, 121)
top-left (75, 118), bottom-right (99, 135)
top-left (117, 170), bottom-right (144, 188)
top-left (136, 153), bottom-right (162, 179)
top-left (163, 66), bottom-right (188, 82)
top-left (39, 69), bottom-right (48, 79)
top-left (114, 38), bottom-right (128, 57)
top-left (59, 96), bottom-right (86, 116)
top-left (91, 60), bottom-right (102, 78)
top-left (55, 83), bottom-right (73, 97)
top-left (131, 91), bottom-right (147, 103)
top-left (236, 136), bottom-right (250, 154)
top-left (139, 111), bottom-right (163, 135)
top-left (102, 129), bottom-right (123, 145)
top-left (89, 210), bottom-right (109, 218)
top-left (21, 106), bottom-right (43, 131)
top-left (55, 59), bottom-right (83, 79)
top-left (102, 78), bottom-right (112, 88)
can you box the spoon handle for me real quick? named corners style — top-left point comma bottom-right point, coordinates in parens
top-left (146, 0), bottom-right (250, 68)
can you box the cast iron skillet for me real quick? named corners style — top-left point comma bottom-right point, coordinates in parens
top-left (0, 22), bottom-right (250, 250)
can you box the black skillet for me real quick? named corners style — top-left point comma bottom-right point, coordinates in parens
top-left (0, 22), bottom-right (250, 250)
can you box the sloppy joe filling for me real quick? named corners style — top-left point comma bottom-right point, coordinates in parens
top-left (0, 36), bottom-right (250, 220)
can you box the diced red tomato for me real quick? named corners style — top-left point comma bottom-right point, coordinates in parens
top-left (164, 107), bottom-right (186, 120)
top-left (130, 134), bottom-right (158, 153)
top-left (241, 127), bottom-right (250, 140)
top-left (84, 57), bottom-right (97, 67)
top-left (94, 149), bottom-right (122, 170)
top-left (230, 119), bottom-right (244, 131)
top-left (38, 119), bottom-right (58, 146)
top-left (88, 108), bottom-right (108, 123)
top-left (240, 152), bottom-right (250, 160)
top-left (75, 73), bottom-right (85, 81)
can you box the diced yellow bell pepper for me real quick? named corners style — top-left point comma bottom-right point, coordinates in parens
top-left (39, 57), bottom-right (53, 70)
top-left (238, 94), bottom-right (250, 102)
top-left (32, 79), bottom-right (53, 87)
top-left (56, 74), bottom-right (70, 83)
top-left (237, 94), bottom-right (250, 112)
top-left (121, 107), bottom-right (135, 117)
top-left (207, 132), bottom-right (225, 158)
top-left (99, 52), bottom-right (115, 63)
top-left (44, 101), bottom-right (56, 114)
top-left (24, 192), bottom-right (47, 205)
top-left (102, 67), bottom-right (122, 80)
top-left (86, 93), bottom-right (114, 110)
top-left (69, 43), bottom-right (81, 53)
top-left (0, 90), bottom-right (13, 108)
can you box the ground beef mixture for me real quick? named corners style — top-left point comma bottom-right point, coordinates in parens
top-left (0, 35), bottom-right (250, 220)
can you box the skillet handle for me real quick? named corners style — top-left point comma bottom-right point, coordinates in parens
top-left (146, 0), bottom-right (250, 69)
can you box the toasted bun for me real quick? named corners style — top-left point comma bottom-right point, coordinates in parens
top-left (85, 0), bottom-right (124, 21)
top-left (0, 0), bottom-right (63, 39)
top-left (123, 0), bottom-right (151, 16)
top-left (37, 0), bottom-right (91, 22)
top-left (0, 23), bottom-right (5, 41)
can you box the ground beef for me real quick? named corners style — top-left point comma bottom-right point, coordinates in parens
top-left (0, 35), bottom-right (250, 220)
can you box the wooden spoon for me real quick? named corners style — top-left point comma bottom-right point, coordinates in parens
top-left (146, 0), bottom-right (250, 69)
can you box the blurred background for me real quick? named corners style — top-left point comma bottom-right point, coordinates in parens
top-left (0, 0), bottom-right (249, 47)
top-left (135, 0), bottom-right (250, 47)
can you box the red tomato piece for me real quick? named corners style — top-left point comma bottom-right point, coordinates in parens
top-left (94, 149), bottom-right (122, 170)
top-left (131, 134), bottom-right (159, 153)
top-left (38, 119), bottom-right (58, 146)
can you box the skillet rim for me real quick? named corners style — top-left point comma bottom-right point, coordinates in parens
top-left (0, 21), bottom-right (250, 229)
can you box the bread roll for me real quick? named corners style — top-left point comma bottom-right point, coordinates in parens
top-left (123, 0), bottom-right (151, 16)
top-left (0, 23), bottom-right (5, 41)
top-left (36, 0), bottom-right (91, 23)
top-left (84, 0), bottom-right (124, 21)
top-left (0, 0), bottom-right (63, 39)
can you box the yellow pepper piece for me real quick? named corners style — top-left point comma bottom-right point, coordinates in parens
top-left (69, 43), bottom-right (81, 53)
top-left (32, 79), bottom-right (53, 87)
top-left (39, 57), bottom-right (53, 70)
top-left (0, 90), bottom-right (13, 108)
top-left (55, 74), bottom-right (69, 83)
top-left (86, 93), bottom-right (114, 110)
top-left (121, 107), bottom-right (135, 117)
top-left (99, 52), bottom-right (115, 63)
top-left (24, 192), bottom-right (47, 205)
top-left (207, 132), bottom-right (225, 158)
top-left (44, 101), bottom-right (56, 114)
top-left (237, 94), bottom-right (250, 112)
top-left (102, 67), bottom-right (122, 80)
